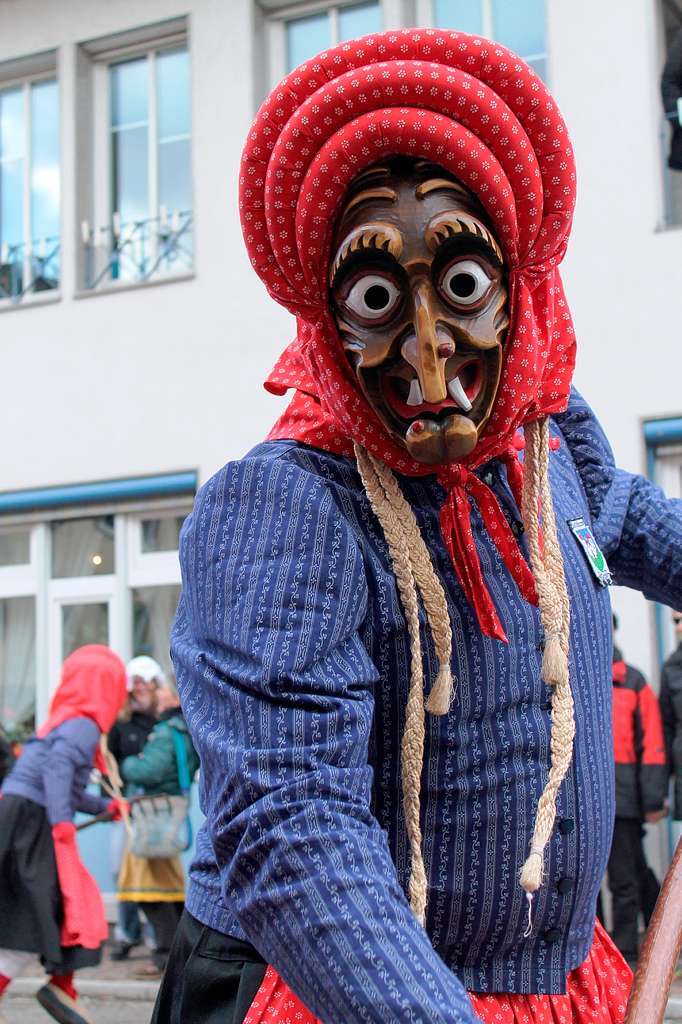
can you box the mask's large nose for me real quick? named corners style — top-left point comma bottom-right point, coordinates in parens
top-left (400, 280), bottom-right (455, 404)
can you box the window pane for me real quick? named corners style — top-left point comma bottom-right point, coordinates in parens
top-left (158, 137), bottom-right (191, 213)
top-left (433, 0), bottom-right (484, 34)
top-left (51, 516), bottom-right (115, 578)
top-left (0, 88), bottom-right (25, 251)
top-left (0, 595), bottom-right (35, 736)
top-left (338, 2), bottom-right (383, 40)
top-left (111, 59), bottom-right (149, 225)
top-left (0, 88), bottom-right (24, 161)
top-left (31, 80), bottom-right (60, 244)
top-left (112, 125), bottom-right (149, 223)
top-left (62, 602), bottom-right (109, 661)
top-left (287, 12), bottom-right (331, 72)
top-left (132, 585), bottom-right (181, 677)
top-left (111, 58), bottom-right (148, 128)
top-left (157, 49), bottom-right (191, 141)
top-left (141, 515), bottom-right (185, 554)
top-left (0, 528), bottom-right (30, 566)
top-left (492, 0), bottom-right (545, 58)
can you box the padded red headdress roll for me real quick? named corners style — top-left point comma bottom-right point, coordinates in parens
top-left (240, 28), bottom-right (577, 475)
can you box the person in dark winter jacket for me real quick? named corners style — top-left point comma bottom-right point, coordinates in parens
top-left (606, 615), bottom-right (668, 965)
top-left (662, 25), bottom-right (682, 171)
top-left (118, 677), bottom-right (199, 977)
top-left (659, 610), bottom-right (682, 830)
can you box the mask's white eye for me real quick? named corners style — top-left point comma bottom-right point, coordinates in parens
top-left (343, 274), bottom-right (401, 321)
top-left (441, 259), bottom-right (493, 307)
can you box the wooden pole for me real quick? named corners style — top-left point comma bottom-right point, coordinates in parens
top-left (624, 838), bottom-right (682, 1024)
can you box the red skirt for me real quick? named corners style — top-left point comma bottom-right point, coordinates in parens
top-left (242, 921), bottom-right (632, 1024)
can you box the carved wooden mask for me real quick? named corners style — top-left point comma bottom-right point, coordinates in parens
top-left (329, 159), bottom-right (509, 464)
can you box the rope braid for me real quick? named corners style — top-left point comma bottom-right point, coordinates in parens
top-left (355, 444), bottom-right (456, 924)
top-left (354, 422), bottom-right (574, 926)
top-left (518, 418), bottom-right (574, 896)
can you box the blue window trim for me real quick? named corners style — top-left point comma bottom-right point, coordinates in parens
top-left (0, 471), bottom-right (197, 515)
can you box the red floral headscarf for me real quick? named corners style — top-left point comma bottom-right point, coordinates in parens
top-left (239, 28), bottom-right (577, 639)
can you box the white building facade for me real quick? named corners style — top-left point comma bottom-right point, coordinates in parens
top-left (1, 0), bottom-right (681, 875)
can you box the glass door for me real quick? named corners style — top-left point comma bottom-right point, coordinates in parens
top-left (49, 583), bottom-right (117, 688)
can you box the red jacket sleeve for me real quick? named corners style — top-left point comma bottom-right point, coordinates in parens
top-left (637, 682), bottom-right (668, 812)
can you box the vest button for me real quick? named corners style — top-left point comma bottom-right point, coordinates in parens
top-left (558, 818), bottom-right (575, 835)
top-left (557, 876), bottom-right (574, 894)
top-left (543, 928), bottom-right (562, 943)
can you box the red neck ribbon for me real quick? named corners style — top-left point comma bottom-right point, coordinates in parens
top-left (437, 453), bottom-right (537, 643)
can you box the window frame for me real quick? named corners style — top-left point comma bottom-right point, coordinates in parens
top-left (0, 69), bottom-right (60, 304)
top-left (266, 0), bottom-right (387, 85)
top-left (416, 0), bottom-right (547, 74)
top-left (87, 32), bottom-right (192, 291)
top-left (0, 497), bottom-right (191, 728)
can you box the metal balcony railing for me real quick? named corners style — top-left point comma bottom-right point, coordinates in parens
top-left (81, 209), bottom-right (193, 291)
top-left (0, 238), bottom-right (60, 302)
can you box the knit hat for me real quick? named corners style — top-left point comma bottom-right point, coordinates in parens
top-left (126, 655), bottom-right (166, 690)
top-left (240, 28), bottom-right (577, 925)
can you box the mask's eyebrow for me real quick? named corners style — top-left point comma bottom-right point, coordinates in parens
top-left (424, 210), bottom-right (503, 264)
top-left (330, 223), bottom-right (404, 284)
top-left (415, 178), bottom-right (474, 204)
top-left (343, 186), bottom-right (397, 217)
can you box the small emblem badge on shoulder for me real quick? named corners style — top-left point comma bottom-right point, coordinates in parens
top-left (567, 517), bottom-right (612, 587)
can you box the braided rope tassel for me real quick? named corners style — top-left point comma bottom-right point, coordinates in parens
top-left (519, 419), bottom-right (574, 897)
top-left (357, 447), bottom-right (455, 714)
top-left (354, 444), bottom-right (428, 924)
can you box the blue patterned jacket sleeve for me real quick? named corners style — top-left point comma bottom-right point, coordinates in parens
top-left (173, 453), bottom-right (479, 1024)
top-left (555, 389), bottom-right (682, 606)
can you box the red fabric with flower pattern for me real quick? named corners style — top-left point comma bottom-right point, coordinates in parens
top-left (239, 29), bottom-right (577, 641)
top-left (242, 921), bottom-right (632, 1024)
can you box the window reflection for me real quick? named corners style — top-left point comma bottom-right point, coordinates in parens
top-left (111, 58), bottom-right (150, 226)
top-left (51, 516), bottom-right (115, 578)
top-left (0, 595), bottom-right (36, 739)
top-left (0, 88), bottom-right (25, 251)
top-left (133, 585), bottom-right (181, 677)
top-left (30, 80), bottom-right (60, 289)
top-left (286, 2), bottom-right (382, 73)
top-left (0, 529), bottom-right (31, 567)
top-left (0, 78), bottom-right (60, 300)
top-left (141, 515), bottom-right (185, 554)
top-left (432, 0), bottom-right (547, 80)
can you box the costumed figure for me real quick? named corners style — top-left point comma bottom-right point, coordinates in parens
top-left (0, 644), bottom-right (127, 1024)
top-left (153, 30), bottom-right (682, 1024)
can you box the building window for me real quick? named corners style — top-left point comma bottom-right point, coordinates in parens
top-left (426, 0), bottom-right (547, 79)
top-left (268, 1), bottom-right (383, 80)
top-left (0, 76), bottom-right (59, 303)
top-left (0, 500), bottom-right (192, 741)
top-left (82, 38), bottom-right (192, 291)
top-left (660, 2), bottom-right (682, 228)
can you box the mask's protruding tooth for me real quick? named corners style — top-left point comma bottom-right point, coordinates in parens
top-left (406, 378), bottom-right (424, 407)
top-left (447, 376), bottom-right (473, 412)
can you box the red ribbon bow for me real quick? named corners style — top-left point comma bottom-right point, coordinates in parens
top-left (437, 452), bottom-right (537, 642)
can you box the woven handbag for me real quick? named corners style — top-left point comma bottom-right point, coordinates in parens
top-left (128, 727), bottom-right (193, 859)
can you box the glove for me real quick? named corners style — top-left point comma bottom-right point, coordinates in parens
top-left (106, 798), bottom-right (129, 821)
top-left (51, 822), bottom-right (109, 948)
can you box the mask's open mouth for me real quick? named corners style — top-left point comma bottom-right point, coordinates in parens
top-left (382, 357), bottom-right (483, 422)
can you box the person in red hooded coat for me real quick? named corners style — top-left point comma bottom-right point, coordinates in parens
top-left (0, 644), bottom-right (127, 1024)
